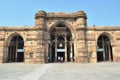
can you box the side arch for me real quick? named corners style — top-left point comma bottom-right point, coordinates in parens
top-left (97, 32), bottom-right (114, 43)
top-left (4, 32), bottom-right (25, 63)
top-left (6, 32), bottom-right (25, 47)
top-left (97, 32), bottom-right (113, 62)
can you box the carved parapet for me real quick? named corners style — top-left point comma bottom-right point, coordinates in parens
top-left (46, 10), bottom-right (87, 18)
top-left (47, 12), bottom-right (76, 18)
top-left (34, 10), bottom-right (88, 20)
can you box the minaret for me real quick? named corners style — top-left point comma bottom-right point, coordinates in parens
top-left (34, 10), bottom-right (47, 63)
top-left (75, 11), bottom-right (89, 63)
top-left (35, 10), bottom-right (46, 28)
top-left (76, 11), bottom-right (87, 28)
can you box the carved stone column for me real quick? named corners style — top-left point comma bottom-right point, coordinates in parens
top-left (108, 43), bottom-right (111, 61)
top-left (15, 36), bottom-right (18, 62)
top-left (65, 35), bottom-right (67, 62)
top-left (55, 35), bottom-right (57, 62)
top-left (70, 42), bottom-right (73, 62)
top-left (46, 42), bottom-right (49, 63)
top-left (102, 37), bottom-right (105, 61)
top-left (49, 43), bottom-right (52, 62)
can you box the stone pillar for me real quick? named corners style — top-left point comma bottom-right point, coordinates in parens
top-left (12, 46), bottom-right (14, 61)
top-left (3, 46), bottom-right (8, 63)
top-left (70, 42), bottom-right (73, 62)
top-left (48, 41), bottom-right (52, 62)
top-left (108, 43), bottom-right (111, 61)
top-left (46, 42), bottom-right (49, 63)
top-left (55, 35), bottom-right (57, 62)
top-left (8, 46), bottom-right (11, 62)
top-left (102, 37), bottom-right (105, 61)
top-left (15, 40), bottom-right (18, 62)
top-left (65, 35), bottom-right (67, 62)
top-left (74, 41), bottom-right (77, 62)
top-left (49, 44), bottom-right (52, 62)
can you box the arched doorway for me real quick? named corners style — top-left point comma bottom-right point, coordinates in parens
top-left (97, 35), bottom-right (113, 62)
top-left (7, 34), bottom-right (24, 63)
top-left (48, 23), bottom-right (74, 62)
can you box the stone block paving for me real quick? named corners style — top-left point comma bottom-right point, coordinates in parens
top-left (0, 62), bottom-right (120, 80)
top-left (39, 62), bottom-right (120, 80)
top-left (0, 63), bottom-right (43, 80)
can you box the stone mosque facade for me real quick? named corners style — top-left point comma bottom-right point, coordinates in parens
top-left (0, 10), bottom-right (120, 63)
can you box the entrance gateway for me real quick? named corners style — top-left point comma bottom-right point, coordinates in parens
top-left (48, 23), bottom-right (74, 62)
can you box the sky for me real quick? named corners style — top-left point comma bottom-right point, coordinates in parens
top-left (0, 0), bottom-right (120, 26)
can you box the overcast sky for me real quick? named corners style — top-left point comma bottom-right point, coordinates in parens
top-left (0, 0), bottom-right (120, 26)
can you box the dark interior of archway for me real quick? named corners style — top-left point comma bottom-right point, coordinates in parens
top-left (8, 35), bottom-right (24, 62)
top-left (49, 23), bottom-right (74, 62)
top-left (56, 24), bottom-right (66, 27)
top-left (57, 35), bottom-right (65, 62)
top-left (97, 35), bottom-right (113, 62)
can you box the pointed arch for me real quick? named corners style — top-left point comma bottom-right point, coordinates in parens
top-left (4, 33), bottom-right (24, 63)
top-left (6, 32), bottom-right (25, 47)
top-left (97, 32), bottom-right (113, 62)
top-left (48, 21), bottom-right (76, 40)
top-left (97, 32), bottom-right (113, 43)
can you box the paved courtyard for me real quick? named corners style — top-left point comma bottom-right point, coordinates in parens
top-left (0, 62), bottom-right (120, 80)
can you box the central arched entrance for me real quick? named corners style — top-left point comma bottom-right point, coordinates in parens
top-left (7, 34), bottom-right (24, 63)
top-left (48, 23), bottom-right (74, 62)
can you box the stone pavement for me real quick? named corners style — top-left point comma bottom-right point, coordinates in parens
top-left (0, 62), bottom-right (120, 80)
top-left (0, 63), bottom-right (43, 80)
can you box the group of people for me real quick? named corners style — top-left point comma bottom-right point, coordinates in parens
top-left (48, 53), bottom-right (73, 62)
top-left (57, 53), bottom-right (73, 62)
top-left (57, 56), bottom-right (64, 62)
